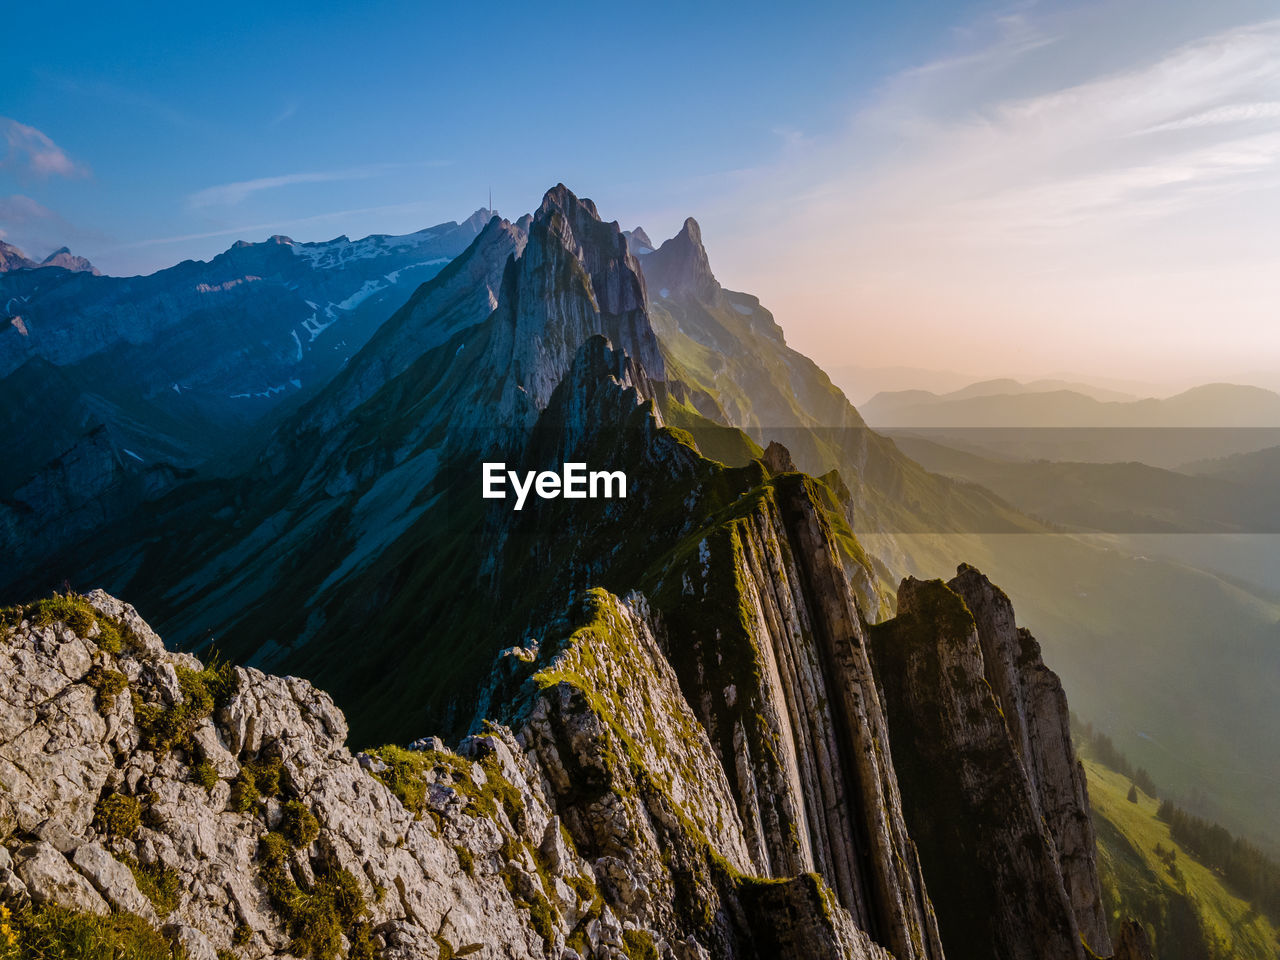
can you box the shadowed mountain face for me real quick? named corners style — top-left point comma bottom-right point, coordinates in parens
top-left (0, 212), bottom-right (492, 590)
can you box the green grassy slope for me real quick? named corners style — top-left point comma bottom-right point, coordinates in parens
top-left (1085, 759), bottom-right (1280, 960)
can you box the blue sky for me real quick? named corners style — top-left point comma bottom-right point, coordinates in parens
top-left (1, 0), bottom-right (951, 268)
top-left (3, 0), bottom-right (1278, 385)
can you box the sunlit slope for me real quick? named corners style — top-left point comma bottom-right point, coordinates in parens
top-left (1085, 759), bottom-right (1279, 960)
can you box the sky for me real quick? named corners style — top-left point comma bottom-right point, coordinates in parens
top-left (2, 0), bottom-right (1278, 390)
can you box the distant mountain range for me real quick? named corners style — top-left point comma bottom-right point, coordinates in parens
top-left (0, 210), bottom-right (492, 577)
top-left (863, 381), bottom-right (1280, 428)
top-left (891, 435), bottom-right (1280, 534)
top-left (0, 239), bottom-right (100, 275)
top-left (862, 382), bottom-right (1280, 467)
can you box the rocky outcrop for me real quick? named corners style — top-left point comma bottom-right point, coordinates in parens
top-left (640, 469), bottom-right (943, 960)
top-left (947, 564), bottom-right (1111, 956)
top-left (39, 247), bottom-right (100, 275)
top-left (1, 585), bottom-right (906, 959)
top-left (1111, 920), bottom-right (1154, 960)
top-left (0, 241), bottom-right (40, 273)
top-left (487, 184), bottom-right (665, 418)
top-left (1, 524), bottom-right (1137, 959)
top-left (867, 575), bottom-right (1100, 960)
top-left (496, 589), bottom-right (895, 958)
top-left (638, 218), bottom-right (722, 306)
top-left (0, 591), bottom-right (669, 959)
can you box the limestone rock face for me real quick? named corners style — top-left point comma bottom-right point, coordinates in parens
top-left (947, 564), bottom-right (1112, 956)
top-left (14, 841), bottom-right (110, 915)
top-left (867, 575), bottom-right (1098, 960)
top-left (0, 589), bottom-right (896, 960)
top-left (489, 184), bottom-right (666, 418)
top-left (633, 470), bottom-right (944, 960)
top-left (0, 240), bottom-right (41, 273)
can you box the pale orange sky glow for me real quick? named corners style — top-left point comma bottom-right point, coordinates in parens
top-left (661, 8), bottom-right (1280, 390)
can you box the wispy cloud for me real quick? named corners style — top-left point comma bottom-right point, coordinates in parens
top-left (43, 75), bottom-right (201, 132)
top-left (1, 118), bottom-right (89, 178)
top-left (700, 10), bottom-right (1280, 381)
top-left (269, 102), bottom-right (298, 127)
top-left (188, 169), bottom-right (379, 208)
top-left (119, 199), bottom-right (448, 250)
top-left (186, 161), bottom-right (440, 208)
top-left (0, 194), bottom-right (58, 223)
top-left (0, 194), bottom-right (104, 259)
top-left (1139, 101), bottom-right (1280, 135)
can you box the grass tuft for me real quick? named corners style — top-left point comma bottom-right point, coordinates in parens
top-left (1, 902), bottom-right (182, 960)
top-left (92, 793), bottom-right (140, 838)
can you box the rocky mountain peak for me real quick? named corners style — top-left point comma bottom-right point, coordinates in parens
top-left (538, 183), bottom-right (600, 223)
top-left (38, 247), bottom-right (100, 275)
top-left (639, 215), bottom-right (722, 304)
top-left (0, 241), bottom-right (37, 273)
top-left (625, 226), bottom-right (654, 254)
top-left (0, 242), bottom-right (99, 275)
top-left (461, 207), bottom-right (496, 232)
top-left (493, 183), bottom-right (664, 411)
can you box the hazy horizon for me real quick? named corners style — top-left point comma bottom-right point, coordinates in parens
top-left (3, 0), bottom-right (1277, 388)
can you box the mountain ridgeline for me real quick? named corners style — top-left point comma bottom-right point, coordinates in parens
top-left (0, 212), bottom-right (493, 589)
top-left (0, 185), bottom-right (1158, 957)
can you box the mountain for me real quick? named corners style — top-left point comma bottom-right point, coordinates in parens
top-left (0, 183), bottom-right (1156, 955)
top-left (0, 211), bottom-right (493, 588)
top-left (0, 557), bottom-right (1125, 955)
top-left (954, 379), bottom-right (1136, 402)
top-left (827, 366), bottom-right (983, 406)
top-left (0, 241), bottom-right (39, 272)
top-left (0, 240), bottom-right (98, 275)
top-left (39, 246), bottom-right (100, 274)
top-left (631, 218), bottom-right (1038, 548)
top-left (2, 181), bottom-right (1275, 909)
top-left (1179, 443), bottom-right (1280, 483)
top-left (622, 216), bottom-right (1280, 851)
top-left (868, 379), bottom-right (1138, 411)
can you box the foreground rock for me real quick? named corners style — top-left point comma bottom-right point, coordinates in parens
top-left (0, 591), bottom-right (888, 959)
top-left (868, 570), bottom-right (1112, 960)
